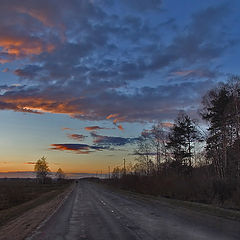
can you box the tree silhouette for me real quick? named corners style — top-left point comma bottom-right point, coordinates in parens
top-left (34, 156), bottom-right (50, 184)
top-left (201, 76), bottom-right (240, 180)
top-left (56, 168), bottom-right (65, 181)
top-left (167, 112), bottom-right (201, 174)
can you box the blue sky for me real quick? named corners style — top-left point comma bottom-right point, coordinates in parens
top-left (0, 0), bottom-right (239, 174)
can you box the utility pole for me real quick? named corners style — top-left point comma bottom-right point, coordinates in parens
top-left (123, 158), bottom-right (126, 175)
top-left (101, 170), bottom-right (102, 179)
top-left (108, 166), bottom-right (110, 179)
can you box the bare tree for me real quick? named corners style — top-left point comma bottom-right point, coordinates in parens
top-left (34, 156), bottom-right (50, 184)
top-left (134, 132), bottom-right (155, 175)
top-left (56, 168), bottom-right (66, 181)
top-left (151, 123), bottom-right (168, 174)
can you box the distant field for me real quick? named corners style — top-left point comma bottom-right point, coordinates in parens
top-left (0, 179), bottom-right (72, 226)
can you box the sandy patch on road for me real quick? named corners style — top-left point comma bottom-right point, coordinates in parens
top-left (0, 185), bottom-right (74, 240)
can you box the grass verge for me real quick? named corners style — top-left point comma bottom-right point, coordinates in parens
top-left (0, 183), bottom-right (71, 227)
top-left (99, 181), bottom-right (240, 222)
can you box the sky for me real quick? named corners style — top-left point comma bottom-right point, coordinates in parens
top-left (0, 0), bottom-right (240, 176)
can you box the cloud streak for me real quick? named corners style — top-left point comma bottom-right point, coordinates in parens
top-left (91, 132), bottom-right (138, 147)
top-left (0, 79), bottom-right (216, 121)
top-left (67, 134), bottom-right (86, 141)
top-left (50, 143), bottom-right (104, 154)
top-left (85, 126), bottom-right (108, 131)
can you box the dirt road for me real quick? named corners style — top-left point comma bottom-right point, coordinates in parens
top-left (27, 180), bottom-right (240, 240)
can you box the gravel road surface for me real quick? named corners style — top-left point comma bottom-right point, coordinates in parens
top-left (28, 180), bottom-right (240, 240)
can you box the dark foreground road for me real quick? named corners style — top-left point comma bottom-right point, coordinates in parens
top-left (27, 180), bottom-right (240, 240)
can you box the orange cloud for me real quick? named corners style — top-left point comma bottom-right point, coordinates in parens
top-left (106, 113), bottom-right (119, 119)
top-left (85, 126), bottom-right (104, 131)
top-left (161, 122), bottom-right (174, 128)
top-left (2, 68), bottom-right (9, 72)
top-left (0, 59), bottom-right (10, 64)
top-left (0, 36), bottom-right (55, 61)
top-left (62, 127), bottom-right (73, 131)
top-left (0, 94), bottom-right (124, 123)
top-left (117, 124), bottom-right (123, 131)
top-left (106, 113), bottom-right (125, 129)
top-left (0, 96), bottom-right (84, 115)
top-left (15, 5), bottom-right (65, 33)
top-left (16, 7), bottom-right (55, 27)
top-left (67, 134), bottom-right (86, 141)
top-left (85, 126), bottom-right (115, 131)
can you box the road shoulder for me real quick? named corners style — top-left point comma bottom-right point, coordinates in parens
top-left (99, 182), bottom-right (240, 222)
top-left (0, 184), bottom-right (74, 240)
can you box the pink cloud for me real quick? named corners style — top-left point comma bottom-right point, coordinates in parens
top-left (67, 134), bottom-right (86, 141)
top-left (173, 70), bottom-right (195, 76)
top-left (85, 126), bottom-right (104, 131)
top-left (62, 127), bottom-right (73, 131)
top-left (2, 68), bottom-right (9, 73)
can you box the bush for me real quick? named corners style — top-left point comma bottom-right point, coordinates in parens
top-left (105, 170), bottom-right (240, 209)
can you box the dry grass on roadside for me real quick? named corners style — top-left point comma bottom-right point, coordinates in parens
top-left (0, 179), bottom-right (72, 226)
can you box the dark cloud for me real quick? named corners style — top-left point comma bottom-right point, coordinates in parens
top-left (132, 151), bottom-right (157, 156)
top-left (0, 79), bottom-right (216, 121)
top-left (14, 65), bottom-right (42, 79)
top-left (171, 67), bottom-right (220, 80)
top-left (0, 1), bottom-right (237, 124)
top-left (0, 84), bottom-right (24, 92)
top-left (50, 143), bottom-right (104, 154)
top-left (91, 132), bottom-right (139, 147)
top-left (147, 4), bottom-right (232, 72)
top-left (0, 0), bottom-right (105, 63)
top-left (121, 0), bottom-right (162, 12)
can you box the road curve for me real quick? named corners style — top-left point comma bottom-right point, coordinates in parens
top-left (27, 180), bottom-right (240, 240)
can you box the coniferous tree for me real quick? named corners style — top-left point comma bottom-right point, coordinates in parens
top-left (201, 76), bottom-right (240, 180)
top-left (167, 112), bottom-right (201, 173)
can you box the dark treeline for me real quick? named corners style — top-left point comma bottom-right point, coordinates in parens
top-left (109, 76), bottom-right (240, 209)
